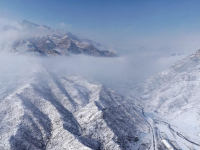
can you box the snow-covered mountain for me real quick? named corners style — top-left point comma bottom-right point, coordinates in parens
top-left (141, 49), bottom-right (200, 146)
top-left (0, 61), bottom-right (151, 150)
top-left (1, 20), bottom-right (116, 57)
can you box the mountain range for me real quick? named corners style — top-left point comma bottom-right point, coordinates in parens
top-left (1, 19), bottom-right (200, 150)
top-left (2, 20), bottom-right (116, 57)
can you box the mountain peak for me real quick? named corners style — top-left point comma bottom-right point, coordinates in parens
top-left (21, 20), bottom-right (39, 27)
top-left (21, 20), bottom-right (51, 31)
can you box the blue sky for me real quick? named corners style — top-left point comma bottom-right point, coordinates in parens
top-left (1, 0), bottom-right (200, 52)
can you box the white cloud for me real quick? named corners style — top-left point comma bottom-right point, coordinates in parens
top-left (59, 22), bottom-right (72, 28)
top-left (0, 17), bottom-right (14, 28)
top-left (108, 44), bottom-right (116, 52)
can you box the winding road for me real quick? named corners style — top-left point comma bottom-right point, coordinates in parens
top-left (154, 119), bottom-right (200, 147)
top-left (136, 104), bottom-right (200, 150)
top-left (138, 105), bottom-right (157, 150)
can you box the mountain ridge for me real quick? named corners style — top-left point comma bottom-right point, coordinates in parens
top-left (0, 62), bottom-right (151, 150)
top-left (140, 49), bottom-right (200, 145)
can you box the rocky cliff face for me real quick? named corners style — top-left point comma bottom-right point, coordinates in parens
top-left (0, 64), bottom-right (150, 150)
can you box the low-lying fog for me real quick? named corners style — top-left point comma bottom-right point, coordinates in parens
top-left (0, 19), bottom-right (190, 96)
top-left (0, 51), bottom-right (186, 97)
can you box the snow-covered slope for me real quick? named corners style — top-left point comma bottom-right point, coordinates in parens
top-left (0, 63), bottom-right (150, 150)
top-left (141, 49), bottom-right (200, 144)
